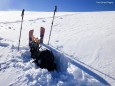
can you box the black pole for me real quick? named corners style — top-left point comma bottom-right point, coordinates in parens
top-left (48, 6), bottom-right (57, 45)
top-left (18, 9), bottom-right (25, 51)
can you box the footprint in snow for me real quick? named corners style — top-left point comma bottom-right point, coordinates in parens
top-left (0, 43), bottom-right (9, 47)
top-left (0, 26), bottom-right (3, 27)
top-left (0, 37), bottom-right (3, 40)
top-left (59, 17), bottom-right (63, 19)
top-left (8, 27), bottom-right (11, 29)
top-left (56, 45), bottom-right (63, 50)
top-left (55, 40), bottom-right (59, 42)
top-left (42, 20), bottom-right (46, 22)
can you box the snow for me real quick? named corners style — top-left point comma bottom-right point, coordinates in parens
top-left (0, 11), bottom-right (115, 86)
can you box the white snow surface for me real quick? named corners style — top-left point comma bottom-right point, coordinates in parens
top-left (0, 11), bottom-right (115, 86)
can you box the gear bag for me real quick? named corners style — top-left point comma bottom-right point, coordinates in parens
top-left (29, 41), bottom-right (56, 71)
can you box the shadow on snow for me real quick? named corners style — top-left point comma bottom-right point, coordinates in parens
top-left (42, 43), bottom-right (111, 86)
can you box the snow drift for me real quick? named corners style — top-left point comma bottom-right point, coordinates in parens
top-left (0, 11), bottom-right (115, 86)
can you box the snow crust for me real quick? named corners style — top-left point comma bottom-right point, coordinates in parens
top-left (0, 11), bottom-right (115, 86)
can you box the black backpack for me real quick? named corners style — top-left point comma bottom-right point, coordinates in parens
top-left (30, 42), bottom-right (56, 71)
top-left (35, 50), bottom-right (56, 71)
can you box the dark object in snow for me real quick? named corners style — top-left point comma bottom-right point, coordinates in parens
top-left (42, 20), bottom-right (46, 22)
top-left (29, 28), bottom-right (56, 71)
top-left (29, 41), bottom-right (56, 71)
top-left (8, 27), bottom-right (11, 29)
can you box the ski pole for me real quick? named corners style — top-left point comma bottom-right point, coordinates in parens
top-left (18, 9), bottom-right (25, 51)
top-left (48, 6), bottom-right (57, 45)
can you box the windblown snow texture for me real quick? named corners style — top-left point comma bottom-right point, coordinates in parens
top-left (0, 11), bottom-right (115, 86)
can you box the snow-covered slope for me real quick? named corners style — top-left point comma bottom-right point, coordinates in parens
top-left (0, 11), bottom-right (115, 86)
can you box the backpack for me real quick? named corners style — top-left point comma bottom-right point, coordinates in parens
top-left (35, 50), bottom-right (56, 71)
top-left (29, 42), bottom-right (56, 71)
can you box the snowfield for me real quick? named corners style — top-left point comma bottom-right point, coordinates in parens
top-left (0, 11), bottom-right (115, 86)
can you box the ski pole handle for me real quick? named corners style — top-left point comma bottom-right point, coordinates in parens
top-left (54, 6), bottom-right (57, 15)
top-left (55, 6), bottom-right (57, 12)
top-left (21, 9), bottom-right (25, 20)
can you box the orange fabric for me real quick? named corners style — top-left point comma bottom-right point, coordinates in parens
top-left (35, 38), bottom-right (40, 44)
top-left (32, 35), bottom-right (40, 44)
top-left (29, 29), bottom-right (40, 44)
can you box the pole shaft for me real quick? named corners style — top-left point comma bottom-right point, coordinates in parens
top-left (18, 9), bottom-right (25, 51)
top-left (48, 6), bottom-right (57, 45)
top-left (48, 12), bottom-right (55, 45)
top-left (18, 19), bottom-right (23, 50)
